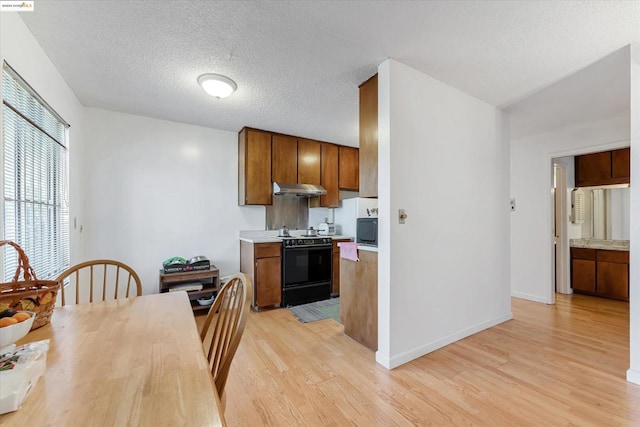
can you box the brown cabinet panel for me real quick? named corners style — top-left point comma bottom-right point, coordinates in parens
top-left (597, 249), bottom-right (629, 263)
top-left (359, 74), bottom-right (378, 198)
top-left (297, 138), bottom-right (321, 185)
top-left (319, 143), bottom-right (339, 207)
top-left (611, 147), bottom-right (630, 182)
top-left (240, 241), bottom-right (282, 310)
top-left (572, 259), bottom-right (596, 293)
top-left (339, 146), bottom-right (359, 191)
top-left (331, 239), bottom-right (351, 296)
top-left (340, 250), bottom-right (378, 351)
top-left (272, 134), bottom-right (297, 183)
top-left (239, 129), bottom-right (272, 205)
top-left (575, 151), bottom-right (611, 187)
top-left (597, 261), bottom-right (628, 300)
top-left (571, 247), bottom-right (596, 260)
top-left (255, 257), bottom-right (282, 308)
top-left (332, 252), bottom-right (340, 294)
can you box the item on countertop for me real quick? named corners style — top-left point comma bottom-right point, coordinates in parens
top-left (278, 224), bottom-right (290, 237)
top-left (0, 339), bottom-right (49, 414)
top-left (303, 226), bottom-right (318, 237)
top-left (317, 221), bottom-right (336, 236)
top-left (0, 241), bottom-right (59, 331)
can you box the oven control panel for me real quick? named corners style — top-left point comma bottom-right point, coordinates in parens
top-left (282, 238), bottom-right (332, 247)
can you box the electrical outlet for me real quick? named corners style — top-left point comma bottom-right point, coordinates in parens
top-left (399, 209), bottom-right (407, 224)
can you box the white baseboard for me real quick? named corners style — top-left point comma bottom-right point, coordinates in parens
top-left (511, 291), bottom-right (552, 304)
top-left (627, 369), bottom-right (640, 385)
top-left (375, 351), bottom-right (391, 369)
top-left (383, 311), bottom-right (513, 369)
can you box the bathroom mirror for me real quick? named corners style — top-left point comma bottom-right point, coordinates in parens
top-left (582, 187), bottom-right (630, 240)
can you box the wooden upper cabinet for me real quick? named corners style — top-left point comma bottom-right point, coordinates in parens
top-left (339, 146), bottom-right (359, 191)
top-left (238, 128), bottom-right (272, 205)
top-left (319, 143), bottom-right (339, 207)
top-left (575, 147), bottom-right (630, 187)
top-left (611, 147), bottom-right (630, 182)
top-left (575, 151), bottom-right (611, 187)
top-left (297, 138), bottom-right (321, 185)
top-left (359, 74), bottom-right (378, 198)
top-left (272, 134), bottom-right (298, 183)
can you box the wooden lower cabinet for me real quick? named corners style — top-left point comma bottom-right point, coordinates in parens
top-left (240, 241), bottom-right (282, 310)
top-left (340, 249), bottom-right (377, 351)
top-left (331, 239), bottom-right (351, 295)
top-left (571, 247), bottom-right (628, 301)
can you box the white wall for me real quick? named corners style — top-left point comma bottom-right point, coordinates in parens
top-left (82, 108), bottom-right (264, 295)
top-left (376, 59), bottom-right (512, 368)
top-left (628, 43), bottom-right (640, 385)
top-left (510, 117), bottom-right (629, 303)
top-left (0, 14), bottom-right (85, 268)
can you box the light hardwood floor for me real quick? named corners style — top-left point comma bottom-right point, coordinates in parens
top-left (207, 294), bottom-right (640, 426)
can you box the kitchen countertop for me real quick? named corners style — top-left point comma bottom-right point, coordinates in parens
top-left (570, 238), bottom-right (629, 251)
top-left (337, 242), bottom-right (378, 253)
top-left (239, 230), bottom-right (353, 244)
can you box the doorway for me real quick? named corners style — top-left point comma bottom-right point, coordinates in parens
top-left (553, 163), bottom-right (571, 296)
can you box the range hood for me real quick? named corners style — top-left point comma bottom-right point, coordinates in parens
top-left (273, 182), bottom-right (327, 197)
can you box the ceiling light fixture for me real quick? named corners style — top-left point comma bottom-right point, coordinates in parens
top-left (197, 73), bottom-right (237, 98)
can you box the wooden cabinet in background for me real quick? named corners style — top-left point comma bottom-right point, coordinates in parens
top-left (611, 147), bottom-right (630, 182)
top-left (240, 241), bottom-right (282, 310)
top-left (340, 249), bottom-right (378, 351)
top-left (571, 248), bottom-right (596, 293)
top-left (331, 239), bottom-right (351, 295)
top-left (571, 247), bottom-right (629, 301)
top-left (239, 128), bottom-right (272, 205)
top-left (596, 249), bottom-right (629, 300)
top-left (297, 138), bottom-right (321, 185)
top-left (319, 143), bottom-right (339, 207)
top-left (158, 267), bottom-right (220, 314)
top-left (575, 147), bottom-right (630, 187)
top-left (359, 74), bottom-right (378, 198)
top-left (272, 134), bottom-right (298, 183)
top-left (339, 146), bottom-right (359, 191)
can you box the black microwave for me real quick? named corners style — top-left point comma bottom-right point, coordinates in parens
top-left (356, 218), bottom-right (378, 246)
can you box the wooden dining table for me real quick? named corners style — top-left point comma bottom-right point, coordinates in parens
top-left (0, 291), bottom-right (225, 426)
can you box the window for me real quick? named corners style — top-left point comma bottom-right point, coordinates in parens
top-left (2, 62), bottom-right (70, 281)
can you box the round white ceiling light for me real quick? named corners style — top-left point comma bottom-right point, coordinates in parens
top-left (197, 73), bottom-right (237, 98)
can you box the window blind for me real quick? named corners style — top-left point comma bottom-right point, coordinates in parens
top-left (2, 63), bottom-right (70, 281)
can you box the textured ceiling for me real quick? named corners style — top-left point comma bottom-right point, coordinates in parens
top-left (19, 1), bottom-right (640, 146)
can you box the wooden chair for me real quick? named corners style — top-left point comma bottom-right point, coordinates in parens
top-left (200, 272), bottom-right (252, 398)
top-left (55, 259), bottom-right (142, 306)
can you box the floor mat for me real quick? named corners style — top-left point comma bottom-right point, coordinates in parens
top-left (288, 297), bottom-right (340, 323)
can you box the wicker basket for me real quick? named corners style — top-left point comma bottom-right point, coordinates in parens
top-left (0, 240), bottom-right (60, 330)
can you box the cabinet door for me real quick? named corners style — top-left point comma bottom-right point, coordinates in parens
top-left (320, 143), bottom-right (339, 207)
top-left (272, 134), bottom-right (298, 183)
top-left (572, 259), bottom-right (596, 293)
top-left (597, 261), bottom-right (629, 300)
top-left (339, 146), bottom-right (359, 191)
top-left (575, 151), bottom-right (611, 187)
top-left (240, 129), bottom-right (272, 205)
top-left (359, 74), bottom-right (378, 198)
top-left (255, 257), bottom-right (282, 308)
top-left (332, 251), bottom-right (340, 294)
top-left (297, 138), bottom-right (321, 185)
top-left (611, 147), bottom-right (630, 183)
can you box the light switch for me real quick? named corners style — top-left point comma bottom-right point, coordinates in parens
top-left (399, 209), bottom-right (407, 224)
top-left (510, 199), bottom-right (516, 211)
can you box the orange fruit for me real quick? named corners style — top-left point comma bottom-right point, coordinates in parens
top-left (0, 317), bottom-right (18, 327)
top-left (12, 312), bottom-right (31, 322)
